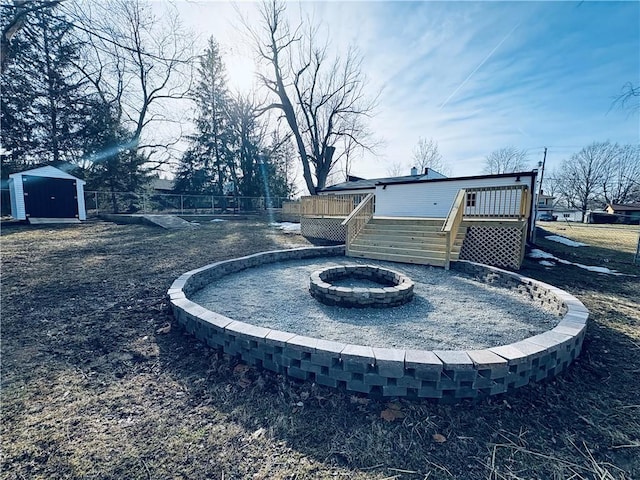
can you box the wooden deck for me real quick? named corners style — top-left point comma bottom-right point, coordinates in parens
top-left (303, 185), bottom-right (532, 269)
top-left (346, 217), bottom-right (465, 268)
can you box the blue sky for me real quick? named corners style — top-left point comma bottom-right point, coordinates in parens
top-left (174, 1), bottom-right (639, 185)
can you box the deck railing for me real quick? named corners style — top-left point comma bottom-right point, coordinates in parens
top-left (300, 194), bottom-right (369, 218)
top-left (442, 189), bottom-right (467, 270)
top-left (463, 185), bottom-right (530, 220)
top-left (342, 193), bottom-right (375, 253)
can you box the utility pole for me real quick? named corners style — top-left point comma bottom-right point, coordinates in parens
top-left (537, 147), bottom-right (547, 201)
top-left (532, 147), bottom-right (548, 243)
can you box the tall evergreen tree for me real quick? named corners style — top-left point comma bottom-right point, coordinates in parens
top-left (228, 94), bottom-right (263, 197)
top-left (1, 7), bottom-right (94, 169)
top-left (174, 37), bottom-right (232, 195)
top-left (82, 102), bottom-right (149, 212)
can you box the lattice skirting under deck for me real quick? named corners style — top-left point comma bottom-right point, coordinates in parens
top-left (300, 217), bottom-right (346, 243)
top-left (459, 225), bottom-right (526, 270)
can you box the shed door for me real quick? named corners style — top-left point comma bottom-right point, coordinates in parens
top-left (22, 175), bottom-right (78, 218)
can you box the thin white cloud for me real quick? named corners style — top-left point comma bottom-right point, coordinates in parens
top-left (439, 21), bottom-right (522, 110)
top-left (169, 0), bottom-right (639, 185)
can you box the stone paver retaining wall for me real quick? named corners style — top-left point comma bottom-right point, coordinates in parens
top-left (168, 248), bottom-right (587, 402)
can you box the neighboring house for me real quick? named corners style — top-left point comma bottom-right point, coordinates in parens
top-left (535, 192), bottom-right (556, 219)
top-left (149, 177), bottom-right (175, 194)
top-left (554, 209), bottom-right (584, 223)
top-left (605, 203), bottom-right (640, 224)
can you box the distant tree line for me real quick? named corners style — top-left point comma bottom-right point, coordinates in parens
top-left (1, 0), bottom-right (196, 213)
top-left (548, 142), bottom-right (640, 222)
top-left (0, 0), bottom-right (301, 213)
top-left (481, 142), bottom-right (639, 223)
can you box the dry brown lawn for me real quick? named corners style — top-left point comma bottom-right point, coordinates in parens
top-left (541, 222), bottom-right (639, 255)
top-left (2, 219), bottom-right (639, 480)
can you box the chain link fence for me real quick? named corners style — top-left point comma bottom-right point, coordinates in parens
top-left (84, 190), bottom-right (291, 215)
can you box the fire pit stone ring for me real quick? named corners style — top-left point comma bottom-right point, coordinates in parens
top-left (309, 264), bottom-right (414, 308)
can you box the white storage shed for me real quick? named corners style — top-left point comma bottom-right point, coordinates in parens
top-left (8, 166), bottom-right (86, 221)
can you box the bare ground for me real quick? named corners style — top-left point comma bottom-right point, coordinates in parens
top-left (1, 219), bottom-right (639, 480)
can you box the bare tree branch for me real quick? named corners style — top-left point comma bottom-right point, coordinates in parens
top-left (483, 146), bottom-right (528, 174)
top-left (1, 0), bottom-right (63, 73)
top-left (244, 0), bottom-right (377, 194)
top-left (412, 137), bottom-right (450, 176)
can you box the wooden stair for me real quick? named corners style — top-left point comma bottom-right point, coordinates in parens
top-left (346, 217), bottom-right (467, 267)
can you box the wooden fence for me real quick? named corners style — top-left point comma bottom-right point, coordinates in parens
top-left (300, 194), bottom-right (369, 218)
top-left (282, 201), bottom-right (301, 215)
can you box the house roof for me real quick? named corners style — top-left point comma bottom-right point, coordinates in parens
top-left (150, 178), bottom-right (175, 191)
top-left (320, 174), bottom-right (428, 192)
top-left (319, 170), bottom-right (537, 193)
top-left (607, 203), bottom-right (640, 212)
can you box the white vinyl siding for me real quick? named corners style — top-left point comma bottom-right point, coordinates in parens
top-left (374, 176), bottom-right (528, 218)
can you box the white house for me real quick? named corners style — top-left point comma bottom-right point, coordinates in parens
top-left (8, 166), bottom-right (86, 221)
top-left (301, 170), bottom-right (538, 270)
top-left (554, 209), bottom-right (584, 223)
top-left (371, 172), bottom-right (534, 219)
top-left (318, 170), bottom-right (536, 234)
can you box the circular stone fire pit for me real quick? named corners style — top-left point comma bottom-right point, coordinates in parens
top-left (309, 265), bottom-right (414, 308)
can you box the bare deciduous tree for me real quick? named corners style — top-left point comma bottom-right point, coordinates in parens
top-left (246, 0), bottom-right (377, 194)
top-left (614, 82), bottom-right (640, 113)
top-left (602, 143), bottom-right (640, 205)
top-left (554, 142), bottom-right (615, 222)
top-left (483, 146), bottom-right (528, 174)
top-left (385, 161), bottom-right (405, 177)
top-left (66, 0), bottom-right (195, 167)
top-left (412, 137), bottom-right (449, 175)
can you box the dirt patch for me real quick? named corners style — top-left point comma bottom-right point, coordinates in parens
top-left (2, 220), bottom-right (638, 479)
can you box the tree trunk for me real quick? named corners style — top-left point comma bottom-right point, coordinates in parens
top-left (41, 18), bottom-right (59, 163)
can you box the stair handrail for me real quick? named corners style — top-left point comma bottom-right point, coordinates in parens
top-left (520, 186), bottom-right (532, 220)
top-left (341, 193), bottom-right (375, 253)
top-left (441, 189), bottom-right (466, 270)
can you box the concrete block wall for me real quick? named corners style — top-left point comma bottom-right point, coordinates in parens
top-left (169, 249), bottom-right (587, 402)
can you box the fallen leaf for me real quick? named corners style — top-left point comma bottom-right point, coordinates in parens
top-left (380, 408), bottom-right (406, 422)
top-left (233, 363), bottom-right (250, 375)
top-left (238, 377), bottom-right (252, 388)
top-left (432, 433), bottom-right (447, 443)
top-left (386, 402), bottom-right (402, 411)
top-left (156, 324), bottom-right (171, 334)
